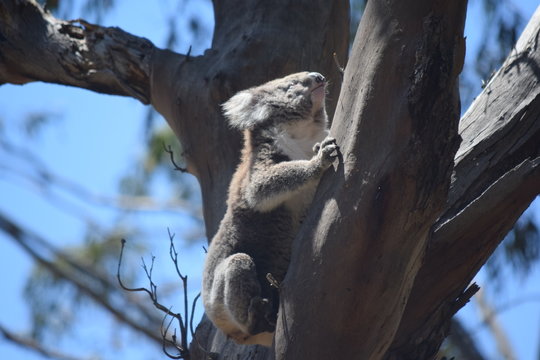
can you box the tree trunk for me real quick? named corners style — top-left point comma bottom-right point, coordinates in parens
top-left (274, 1), bottom-right (466, 358)
top-left (1, 1), bottom-right (538, 360)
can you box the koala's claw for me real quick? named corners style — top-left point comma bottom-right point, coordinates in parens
top-left (313, 137), bottom-right (337, 153)
top-left (316, 137), bottom-right (339, 167)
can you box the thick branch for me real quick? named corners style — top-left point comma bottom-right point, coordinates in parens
top-left (387, 6), bottom-right (540, 359)
top-left (274, 1), bottom-right (466, 359)
top-left (0, 0), bottom-right (155, 103)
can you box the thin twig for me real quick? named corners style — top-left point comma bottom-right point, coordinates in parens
top-left (117, 239), bottom-right (152, 296)
top-left (333, 52), bottom-right (345, 76)
top-left (164, 144), bottom-right (188, 172)
top-left (118, 237), bottom-right (198, 359)
top-left (168, 228), bottom-right (189, 349)
top-left (117, 239), bottom-right (186, 328)
top-left (266, 273), bottom-right (280, 290)
top-left (161, 310), bottom-right (187, 359)
top-left (190, 293), bottom-right (201, 337)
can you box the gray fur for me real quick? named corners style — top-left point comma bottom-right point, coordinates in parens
top-left (202, 72), bottom-right (338, 347)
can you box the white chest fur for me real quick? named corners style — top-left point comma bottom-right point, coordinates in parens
top-left (274, 121), bottom-right (328, 160)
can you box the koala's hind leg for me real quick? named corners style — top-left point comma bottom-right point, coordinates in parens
top-left (222, 253), bottom-right (276, 336)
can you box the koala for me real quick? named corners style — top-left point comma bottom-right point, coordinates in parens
top-left (202, 72), bottom-right (338, 347)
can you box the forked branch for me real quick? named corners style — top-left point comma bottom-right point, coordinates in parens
top-left (117, 235), bottom-right (201, 359)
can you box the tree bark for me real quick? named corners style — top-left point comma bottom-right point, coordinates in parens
top-left (1, 1), bottom-right (539, 360)
top-left (386, 7), bottom-right (540, 358)
top-left (0, 0), bottom-right (154, 103)
top-left (274, 1), bottom-right (466, 359)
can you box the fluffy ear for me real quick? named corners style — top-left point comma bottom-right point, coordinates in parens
top-left (222, 91), bottom-right (270, 129)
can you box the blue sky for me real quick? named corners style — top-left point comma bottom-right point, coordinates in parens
top-left (0, 1), bottom-right (539, 359)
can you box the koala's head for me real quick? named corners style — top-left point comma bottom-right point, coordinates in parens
top-left (222, 72), bottom-right (327, 130)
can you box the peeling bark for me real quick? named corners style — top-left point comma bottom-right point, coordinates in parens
top-left (1, 1), bottom-right (539, 360)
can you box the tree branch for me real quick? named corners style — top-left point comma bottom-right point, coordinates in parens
top-left (117, 234), bottom-right (202, 359)
top-left (0, 0), bottom-right (155, 103)
top-left (387, 6), bottom-right (540, 358)
top-left (0, 212), bottom-right (163, 344)
top-left (0, 323), bottom-right (89, 360)
top-left (275, 1), bottom-right (467, 359)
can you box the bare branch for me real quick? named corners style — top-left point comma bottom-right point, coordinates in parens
top-left (0, 323), bottom-right (89, 360)
top-left (161, 313), bottom-right (187, 359)
top-left (167, 228), bottom-right (190, 348)
top-left (164, 144), bottom-right (188, 173)
top-left (190, 293), bottom-right (201, 338)
top-left (0, 0), bottom-right (160, 103)
top-left (117, 237), bottom-right (201, 358)
top-left (118, 239), bottom-right (181, 323)
top-left (0, 213), bottom-right (158, 326)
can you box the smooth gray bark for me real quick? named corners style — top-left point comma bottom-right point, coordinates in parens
top-left (275, 1), bottom-right (466, 358)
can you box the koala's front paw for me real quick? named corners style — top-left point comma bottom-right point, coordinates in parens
top-left (315, 137), bottom-right (339, 168)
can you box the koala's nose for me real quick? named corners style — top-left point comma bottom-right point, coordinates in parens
top-left (308, 72), bottom-right (326, 84)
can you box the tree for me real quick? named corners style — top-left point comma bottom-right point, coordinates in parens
top-left (1, 0), bottom-right (539, 359)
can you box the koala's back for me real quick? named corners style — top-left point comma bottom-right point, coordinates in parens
top-left (202, 162), bottom-right (295, 346)
top-left (204, 203), bottom-right (294, 291)
top-left (204, 135), bottom-right (299, 300)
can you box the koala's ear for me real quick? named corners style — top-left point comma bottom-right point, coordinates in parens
top-left (222, 91), bottom-right (270, 129)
